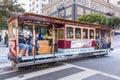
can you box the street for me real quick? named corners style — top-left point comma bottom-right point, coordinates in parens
top-left (0, 35), bottom-right (120, 80)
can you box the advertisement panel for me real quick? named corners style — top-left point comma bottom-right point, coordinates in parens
top-left (71, 40), bottom-right (92, 48)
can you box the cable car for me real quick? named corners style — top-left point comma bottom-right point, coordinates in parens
top-left (7, 13), bottom-right (112, 69)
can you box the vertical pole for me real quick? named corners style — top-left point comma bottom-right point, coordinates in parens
top-left (99, 30), bottom-right (101, 50)
top-left (73, 27), bottom-right (75, 39)
top-left (110, 30), bottom-right (112, 48)
top-left (64, 26), bottom-right (66, 49)
top-left (16, 19), bottom-right (19, 57)
top-left (8, 23), bottom-right (10, 42)
top-left (32, 23), bottom-right (36, 62)
top-left (52, 24), bottom-right (55, 59)
top-left (88, 29), bottom-right (90, 39)
top-left (81, 28), bottom-right (83, 40)
top-left (52, 25), bottom-right (55, 53)
top-left (94, 29), bottom-right (96, 40)
top-left (110, 30), bottom-right (112, 42)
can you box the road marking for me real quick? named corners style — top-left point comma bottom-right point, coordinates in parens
top-left (0, 70), bottom-right (17, 76)
top-left (0, 62), bottom-right (13, 75)
top-left (59, 70), bottom-right (98, 80)
top-left (100, 73), bottom-right (120, 80)
top-left (4, 63), bottom-right (120, 80)
top-left (6, 64), bottom-right (73, 80)
top-left (65, 63), bottom-right (120, 80)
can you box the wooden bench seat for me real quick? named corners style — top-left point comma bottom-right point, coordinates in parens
top-left (37, 40), bottom-right (52, 54)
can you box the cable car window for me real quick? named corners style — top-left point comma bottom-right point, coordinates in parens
top-left (83, 29), bottom-right (88, 39)
top-left (58, 29), bottom-right (64, 39)
top-left (66, 27), bottom-right (73, 39)
top-left (90, 29), bottom-right (94, 39)
top-left (75, 28), bottom-right (81, 39)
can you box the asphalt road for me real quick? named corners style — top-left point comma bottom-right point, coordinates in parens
top-left (1, 49), bottom-right (120, 80)
top-left (0, 35), bottom-right (120, 80)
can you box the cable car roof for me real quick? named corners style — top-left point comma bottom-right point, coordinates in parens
top-left (8, 12), bottom-right (111, 30)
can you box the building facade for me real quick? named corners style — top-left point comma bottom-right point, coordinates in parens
top-left (117, 1), bottom-right (120, 7)
top-left (42, 0), bottom-right (120, 20)
top-left (29, 0), bottom-right (52, 14)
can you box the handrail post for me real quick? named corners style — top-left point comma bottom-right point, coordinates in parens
top-left (16, 18), bottom-right (19, 58)
top-left (52, 24), bottom-right (55, 59)
top-left (32, 23), bottom-right (36, 63)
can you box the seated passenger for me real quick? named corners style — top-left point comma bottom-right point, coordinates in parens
top-left (18, 32), bottom-right (29, 57)
top-left (83, 31), bottom-right (87, 39)
top-left (90, 32), bottom-right (94, 39)
top-left (46, 30), bottom-right (52, 46)
top-left (26, 35), bottom-right (32, 45)
top-left (27, 35), bottom-right (39, 54)
top-left (42, 34), bottom-right (46, 40)
top-left (38, 33), bottom-right (43, 40)
top-left (46, 30), bottom-right (52, 40)
top-left (76, 32), bottom-right (80, 38)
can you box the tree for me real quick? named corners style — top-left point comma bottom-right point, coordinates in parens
top-left (77, 14), bottom-right (108, 26)
top-left (0, 0), bottom-right (25, 30)
top-left (107, 17), bottom-right (120, 29)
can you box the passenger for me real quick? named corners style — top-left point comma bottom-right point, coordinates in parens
top-left (70, 31), bottom-right (73, 38)
top-left (90, 32), bottom-right (94, 39)
top-left (26, 35), bottom-right (32, 45)
top-left (25, 34), bottom-right (39, 55)
top-left (95, 38), bottom-right (99, 49)
top-left (18, 32), bottom-right (29, 57)
top-left (83, 31), bottom-right (87, 39)
top-left (46, 30), bottom-right (52, 39)
top-left (26, 35), bottom-right (33, 55)
top-left (76, 32), bottom-right (80, 38)
top-left (107, 38), bottom-right (111, 48)
top-left (38, 33), bottom-right (44, 40)
top-left (46, 30), bottom-right (52, 46)
top-left (42, 34), bottom-right (46, 40)
top-left (101, 35), bottom-right (107, 49)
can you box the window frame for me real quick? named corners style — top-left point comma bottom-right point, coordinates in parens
top-left (89, 29), bottom-right (95, 39)
top-left (57, 28), bottom-right (64, 40)
top-left (66, 26), bottom-right (74, 40)
top-left (75, 27), bottom-right (81, 40)
top-left (82, 28), bottom-right (88, 39)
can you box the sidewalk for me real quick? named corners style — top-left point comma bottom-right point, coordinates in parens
top-left (0, 41), bottom-right (11, 69)
top-left (0, 41), bottom-right (5, 47)
top-left (0, 41), bottom-right (9, 60)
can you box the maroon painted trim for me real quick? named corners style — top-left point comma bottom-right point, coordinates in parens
top-left (58, 40), bottom-right (71, 49)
